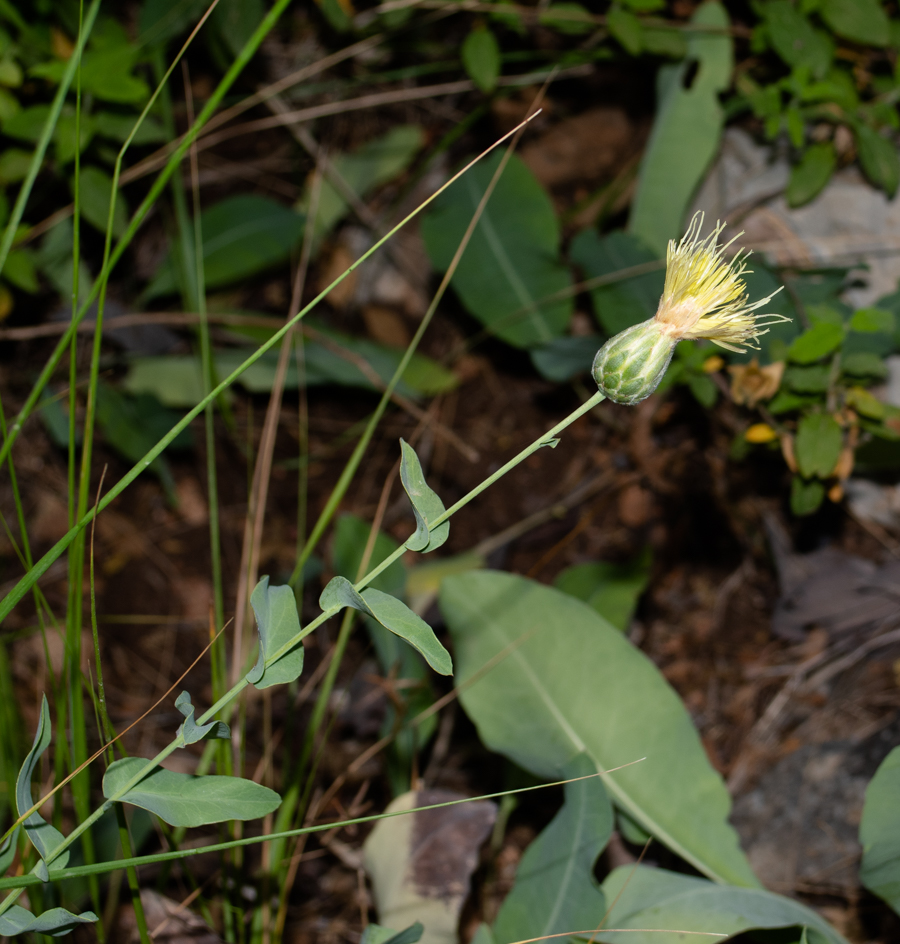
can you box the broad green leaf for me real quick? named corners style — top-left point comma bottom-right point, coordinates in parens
top-left (320, 577), bottom-right (453, 675)
top-left (795, 412), bottom-right (842, 478)
top-left (850, 307), bottom-right (895, 334)
top-left (247, 576), bottom-right (304, 689)
top-left (628, 2), bottom-right (733, 255)
top-left (299, 126), bottom-right (424, 241)
top-left (212, 0), bottom-right (264, 57)
top-left (0, 149), bottom-right (31, 185)
top-left (856, 123), bottom-right (900, 197)
top-left (3, 249), bottom-right (38, 293)
top-left (842, 351), bottom-right (888, 378)
top-left (593, 865), bottom-right (846, 944)
top-left (361, 923), bottom-right (424, 944)
top-left (400, 439), bottom-right (449, 552)
top-left (569, 229), bottom-right (663, 336)
top-left (493, 754), bottom-right (610, 944)
top-left (102, 757), bottom-right (281, 827)
top-left (819, 0), bottom-right (889, 46)
top-left (787, 143), bottom-right (836, 208)
top-left (859, 745), bottom-right (900, 915)
top-left (421, 151), bottom-right (572, 348)
top-left (0, 905), bottom-right (98, 938)
top-left (641, 23), bottom-right (687, 58)
top-left (538, 3), bottom-right (595, 34)
top-left (790, 476), bottom-right (824, 515)
top-left (174, 691), bottom-right (230, 744)
top-left (16, 695), bottom-right (69, 878)
top-left (71, 165), bottom-right (127, 237)
top-left (787, 322), bottom-right (844, 363)
top-left (553, 560), bottom-right (649, 632)
top-left (2, 105), bottom-right (51, 142)
top-left (785, 364), bottom-right (830, 392)
top-left (608, 6), bottom-right (643, 54)
top-left (762, 1), bottom-right (833, 76)
top-left (81, 45), bottom-right (149, 103)
top-left (440, 571), bottom-right (758, 887)
top-left (462, 26), bottom-right (500, 92)
top-left (530, 336), bottom-right (600, 382)
top-left (146, 195), bottom-right (307, 298)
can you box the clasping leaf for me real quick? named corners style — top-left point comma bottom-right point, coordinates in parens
top-left (174, 691), bottom-right (230, 745)
top-left (0, 905), bottom-right (98, 937)
top-left (246, 576), bottom-right (305, 689)
top-left (399, 439), bottom-right (449, 553)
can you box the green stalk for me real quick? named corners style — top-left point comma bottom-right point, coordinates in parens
top-left (0, 119), bottom-right (535, 623)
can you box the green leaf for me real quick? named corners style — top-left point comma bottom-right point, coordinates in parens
top-left (553, 560), bottom-right (649, 632)
top-left (640, 23), bottom-right (687, 58)
top-left (0, 825), bottom-right (19, 874)
top-left (860, 745), bottom-right (900, 915)
top-left (0, 148), bottom-right (32, 185)
top-left (421, 151), bottom-right (573, 348)
top-left (1, 104), bottom-right (51, 142)
top-left (787, 143), bottom-right (836, 208)
top-left (819, 0), bottom-right (889, 46)
top-left (319, 577), bottom-right (453, 675)
top-left (608, 6), bottom-right (643, 54)
top-left (569, 229), bottom-right (663, 335)
top-left (71, 165), bottom-right (127, 238)
top-left (400, 439), bottom-right (449, 553)
top-left (80, 45), bottom-right (149, 103)
top-left (842, 351), bottom-right (888, 378)
top-left (102, 757), bottom-right (281, 827)
top-left (790, 475), bottom-right (824, 514)
top-left (93, 111), bottom-right (167, 145)
top-left (687, 372), bottom-right (718, 407)
top-left (212, 0), bottom-right (264, 57)
top-left (493, 754), bottom-right (610, 944)
top-left (593, 864), bottom-right (846, 943)
top-left (784, 364), bottom-right (830, 392)
top-left (17, 695), bottom-right (70, 879)
top-left (538, 3), bottom-right (595, 34)
top-left (855, 123), bottom-right (900, 197)
top-left (3, 248), bottom-right (38, 292)
top-left (361, 924), bottom-right (425, 944)
top-left (762, 1), bottom-right (833, 76)
top-left (850, 307), bottom-right (895, 333)
top-left (440, 571), bottom-right (759, 887)
top-left (139, 0), bottom-right (209, 45)
top-left (146, 195), bottom-right (307, 298)
top-left (0, 905), bottom-right (98, 937)
top-left (247, 576), bottom-right (304, 689)
top-left (333, 514), bottom-right (407, 598)
top-left (795, 412), bottom-right (842, 478)
top-left (174, 691), bottom-right (230, 744)
top-left (787, 322), bottom-right (844, 363)
top-left (530, 336), bottom-right (600, 382)
top-left (298, 126), bottom-right (425, 241)
top-left (628, 2), bottom-right (733, 255)
top-left (462, 26), bottom-right (501, 93)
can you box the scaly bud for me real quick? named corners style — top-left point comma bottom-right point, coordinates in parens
top-left (592, 212), bottom-right (790, 404)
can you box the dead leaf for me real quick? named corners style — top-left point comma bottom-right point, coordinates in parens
top-left (618, 484), bottom-right (652, 528)
top-left (176, 477), bottom-right (208, 527)
top-left (727, 359), bottom-right (784, 407)
top-left (318, 244), bottom-right (358, 309)
top-left (363, 789), bottom-right (496, 944)
top-left (362, 306), bottom-right (411, 349)
top-left (120, 890), bottom-right (220, 944)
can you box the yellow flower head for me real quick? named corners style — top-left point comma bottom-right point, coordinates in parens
top-left (654, 212), bottom-right (789, 353)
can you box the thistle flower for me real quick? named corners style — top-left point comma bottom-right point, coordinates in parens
top-left (593, 213), bottom-right (790, 405)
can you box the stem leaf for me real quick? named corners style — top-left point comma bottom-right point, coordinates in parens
top-left (247, 576), bottom-right (305, 689)
top-left (399, 439), bottom-right (449, 553)
top-left (174, 692), bottom-right (230, 745)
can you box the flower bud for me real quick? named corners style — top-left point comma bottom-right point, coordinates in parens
top-left (591, 318), bottom-right (676, 405)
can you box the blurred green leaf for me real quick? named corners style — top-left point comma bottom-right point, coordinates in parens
top-left (640, 22), bottom-right (687, 57)
top-left (422, 151), bottom-right (573, 348)
top-left (569, 229), bottom-right (663, 335)
top-left (842, 351), bottom-right (888, 378)
top-left (462, 25), bottom-right (500, 93)
top-left (787, 322), bottom-right (844, 363)
top-left (3, 248), bottom-right (37, 292)
top-left (795, 412), bottom-right (842, 478)
top-left (538, 3), bottom-right (595, 34)
top-left (147, 195), bottom-right (307, 298)
top-left (0, 148), bottom-right (32, 184)
top-left (71, 165), bottom-right (127, 237)
top-left (212, 0), bottom-right (264, 57)
top-left (94, 111), bottom-right (167, 144)
top-left (850, 307), bottom-right (895, 333)
top-left (530, 335), bottom-right (600, 381)
top-left (855, 123), bottom-right (900, 197)
top-left (819, 0), bottom-right (889, 46)
top-left (787, 142), bottom-right (836, 207)
top-left (553, 560), bottom-right (649, 632)
top-left (608, 6), bottom-right (643, 54)
top-left (628, 1), bottom-right (732, 255)
top-left (859, 745), bottom-right (900, 916)
top-left (762, 1), bottom-right (833, 75)
top-left (2, 104), bottom-right (49, 142)
top-left (785, 364), bottom-right (830, 392)
top-left (139, 0), bottom-right (208, 46)
top-left (791, 475), bottom-right (825, 515)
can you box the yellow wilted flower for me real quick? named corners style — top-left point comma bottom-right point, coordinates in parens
top-left (593, 213), bottom-right (790, 404)
top-left (728, 358), bottom-right (785, 407)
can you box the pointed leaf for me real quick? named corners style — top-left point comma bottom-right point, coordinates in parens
top-left (102, 757), bottom-right (281, 827)
top-left (0, 825), bottom-right (19, 874)
top-left (494, 754), bottom-right (611, 944)
top-left (440, 571), bottom-right (758, 887)
top-left (593, 865), bottom-right (846, 943)
top-left (0, 905), bottom-right (98, 937)
top-left (399, 439), bottom-right (449, 553)
top-left (16, 695), bottom-right (69, 877)
top-left (174, 692), bottom-right (230, 745)
top-left (319, 575), bottom-right (375, 616)
top-left (248, 577), bottom-right (305, 689)
top-left (361, 588), bottom-right (453, 676)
